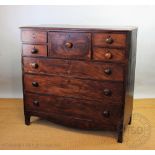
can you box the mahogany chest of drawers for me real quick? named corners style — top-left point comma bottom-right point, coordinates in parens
top-left (20, 25), bottom-right (137, 143)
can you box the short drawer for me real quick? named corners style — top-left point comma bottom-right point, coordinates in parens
top-left (21, 30), bottom-right (47, 43)
top-left (22, 44), bottom-right (47, 57)
top-left (48, 32), bottom-right (91, 59)
top-left (93, 33), bottom-right (126, 48)
top-left (23, 57), bottom-right (124, 81)
top-left (24, 74), bottom-right (123, 103)
top-left (25, 93), bottom-right (121, 129)
top-left (93, 47), bottom-right (126, 62)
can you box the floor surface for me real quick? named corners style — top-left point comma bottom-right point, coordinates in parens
top-left (0, 98), bottom-right (155, 150)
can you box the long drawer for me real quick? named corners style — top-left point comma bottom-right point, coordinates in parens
top-left (23, 57), bottom-right (124, 81)
top-left (24, 93), bottom-right (121, 129)
top-left (24, 74), bottom-right (123, 102)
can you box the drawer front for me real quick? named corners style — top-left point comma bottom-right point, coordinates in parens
top-left (25, 93), bottom-right (121, 129)
top-left (93, 33), bottom-right (126, 48)
top-left (22, 44), bottom-right (47, 57)
top-left (93, 47), bottom-right (126, 62)
top-left (48, 32), bottom-right (91, 59)
top-left (21, 30), bottom-right (47, 43)
top-left (23, 57), bottom-right (124, 81)
top-left (24, 74), bottom-right (123, 102)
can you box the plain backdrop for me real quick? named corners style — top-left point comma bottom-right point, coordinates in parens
top-left (0, 5), bottom-right (155, 98)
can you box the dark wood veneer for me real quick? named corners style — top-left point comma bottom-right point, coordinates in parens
top-left (24, 74), bottom-right (123, 102)
top-left (21, 30), bottom-right (47, 43)
top-left (20, 25), bottom-right (137, 143)
top-left (93, 33), bottom-right (127, 48)
top-left (93, 47), bottom-right (126, 62)
top-left (22, 44), bottom-right (47, 57)
top-left (24, 93), bottom-right (121, 129)
top-left (48, 32), bottom-right (91, 59)
top-left (23, 57), bottom-right (124, 81)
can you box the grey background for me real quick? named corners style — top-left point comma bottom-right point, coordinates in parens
top-left (0, 5), bottom-right (155, 98)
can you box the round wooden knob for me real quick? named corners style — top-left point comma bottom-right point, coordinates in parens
top-left (65, 42), bottom-right (73, 48)
top-left (31, 47), bottom-right (38, 54)
top-left (102, 110), bottom-right (110, 118)
top-left (105, 37), bottom-right (113, 44)
top-left (32, 82), bottom-right (39, 87)
top-left (105, 52), bottom-right (112, 59)
top-left (30, 63), bottom-right (38, 69)
top-left (104, 68), bottom-right (112, 75)
top-left (103, 89), bottom-right (111, 96)
top-left (33, 100), bottom-right (39, 106)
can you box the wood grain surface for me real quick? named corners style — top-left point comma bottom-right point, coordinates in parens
top-left (23, 57), bottom-right (124, 81)
top-left (24, 74), bottom-right (123, 102)
top-left (48, 32), bottom-right (91, 59)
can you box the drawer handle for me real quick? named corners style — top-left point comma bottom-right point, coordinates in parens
top-left (30, 63), bottom-right (38, 69)
top-left (105, 52), bottom-right (112, 59)
top-left (32, 82), bottom-right (39, 87)
top-left (103, 89), bottom-right (111, 96)
top-left (102, 110), bottom-right (110, 118)
top-left (33, 100), bottom-right (39, 106)
top-left (104, 68), bottom-right (112, 75)
top-left (105, 37), bottom-right (113, 44)
top-left (65, 42), bottom-right (73, 48)
top-left (31, 47), bottom-right (38, 54)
